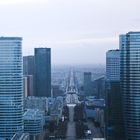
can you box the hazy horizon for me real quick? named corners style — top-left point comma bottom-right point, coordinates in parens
top-left (0, 0), bottom-right (140, 64)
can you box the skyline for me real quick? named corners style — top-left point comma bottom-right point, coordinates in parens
top-left (0, 0), bottom-right (140, 64)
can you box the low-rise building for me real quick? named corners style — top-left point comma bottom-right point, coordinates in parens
top-left (50, 96), bottom-right (64, 121)
top-left (24, 96), bottom-right (48, 115)
top-left (11, 133), bottom-right (29, 140)
top-left (23, 109), bottom-right (45, 140)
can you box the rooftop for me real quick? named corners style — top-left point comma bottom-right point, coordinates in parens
top-left (23, 109), bottom-right (43, 120)
top-left (0, 37), bottom-right (22, 40)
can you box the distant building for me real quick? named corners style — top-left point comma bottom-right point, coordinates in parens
top-left (23, 56), bottom-right (34, 75)
top-left (105, 49), bottom-right (125, 140)
top-left (85, 98), bottom-right (105, 108)
top-left (85, 98), bottom-right (105, 135)
top-left (52, 85), bottom-right (64, 98)
top-left (120, 32), bottom-right (140, 140)
top-left (0, 37), bottom-right (23, 139)
top-left (84, 72), bottom-right (92, 96)
top-left (23, 109), bottom-right (45, 140)
top-left (23, 75), bottom-right (34, 97)
top-left (34, 48), bottom-right (51, 97)
top-left (95, 108), bottom-right (105, 134)
top-left (50, 97), bottom-right (64, 121)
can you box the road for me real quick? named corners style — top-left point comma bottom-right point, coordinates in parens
top-left (65, 70), bottom-right (103, 139)
top-left (65, 105), bottom-right (76, 140)
top-left (65, 70), bottom-right (79, 104)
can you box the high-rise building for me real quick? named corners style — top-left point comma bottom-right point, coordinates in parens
top-left (23, 56), bottom-right (34, 76)
top-left (23, 75), bottom-right (34, 97)
top-left (0, 37), bottom-right (23, 139)
top-left (84, 72), bottom-right (92, 96)
top-left (23, 76), bottom-right (28, 97)
top-left (120, 32), bottom-right (140, 140)
top-left (93, 76), bottom-right (105, 99)
top-left (34, 48), bottom-right (51, 97)
top-left (23, 56), bottom-right (34, 96)
top-left (105, 50), bottom-right (125, 140)
top-left (106, 50), bottom-right (120, 81)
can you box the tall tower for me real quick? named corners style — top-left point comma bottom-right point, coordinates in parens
top-left (106, 50), bottom-right (120, 81)
top-left (84, 72), bottom-right (92, 96)
top-left (0, 37), bottom-right (23, 139)
top-left (120, 32), bottom-right (140, 140)
top-left (34, 48), bottom-right (51, 97)
top-left (23, 55), bottom-right (34, 75)
top-left (105, 50), bottom-right (125, 140)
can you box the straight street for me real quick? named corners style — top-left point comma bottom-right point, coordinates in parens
top-left (66, 105), bottom-right (76, 140)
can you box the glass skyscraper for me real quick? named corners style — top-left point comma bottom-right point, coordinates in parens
top-left (23, 55), bottom-right (34, 75)
top-left (105, 50), bottom-right (125, 140)
top-left (0, 37), bottom-right (23, 139)
top-left (83, 72), bottom-right (92, 96)
top-left (34, 48), bottom-right (51, 97)
top-left (106, 50), bottom-right (120, 81)
top-left (120, 32), bottom-right (140, 140)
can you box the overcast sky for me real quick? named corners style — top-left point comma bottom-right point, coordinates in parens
top-left (0, 0), bottom-right (140, 65)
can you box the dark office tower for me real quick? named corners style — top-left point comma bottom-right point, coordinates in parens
top-left (105, 50), bottom-right (125, 140)
top-left (93, 76), bottom-right (105, 99)
top-left (84, 72), bottom-right (92, 96)
top-left (34, 48), bottom-right (51, 97)
top-left (0, 37), bottom-right (23, 139)
top-left (23, 55), bottom-right (34, 75)
top-left (120, 32), bottom-right (140, 140)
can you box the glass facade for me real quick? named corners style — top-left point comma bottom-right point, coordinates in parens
top-left (84, 72), bottom-right (92, 96)
top-left (106, 50), bottom-right (120, 81)
top-left (0, 37), bottom-right (23, 139)
top-left (34, 48), bottom-right (51, 97)
top-left (120, 32), bottom-right (140, 140)
top-left (23, 56), bottom-right (34, 75)
top-left (105, 81), bottom-right (125, 140)
top-left (106, 49), bottom-right (125, 140)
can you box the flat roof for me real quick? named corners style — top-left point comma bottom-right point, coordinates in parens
top-left (0, 37), bottom-right (22, 40)
top-left (23, 109), bottom-right (43, 120)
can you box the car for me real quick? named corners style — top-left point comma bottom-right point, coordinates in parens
top-left (84, 129), bottom-right (92, 136)
top-left (49, 135), bottom-right (55, 140)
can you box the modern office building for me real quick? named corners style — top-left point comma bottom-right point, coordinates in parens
top-left (23, 75), bottom-right (34, 97)
top-left (23, 56), bottom-right (34, 96)
top-left (23, 76), bottom-right (28, 97)
top-left (23, 109), bottom-right (45, 140)
top-left (120, 32), bottom-right (140, 140)
top-left (93, 76), bottom-right (105, 98)
top-left (0, 37), bottom-right (23, 139)
top-left (105, 50), bottom-right (125, 140)
top-left (83, 72), bottom-right (92, 96)
top-left (106, 50), bottom-right (120, 81)
top-left (23, 56), bottom-right (34, 76)
top-left (34, 48), bottom-right (51, 97)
